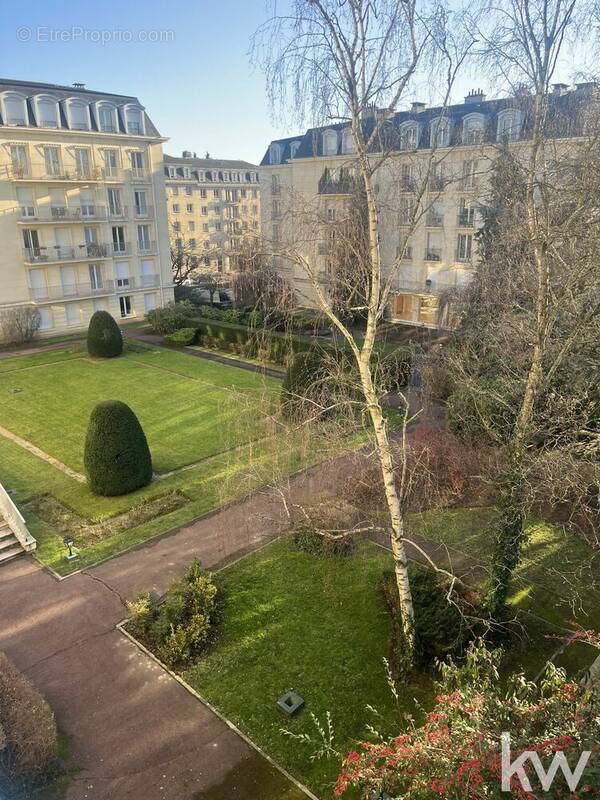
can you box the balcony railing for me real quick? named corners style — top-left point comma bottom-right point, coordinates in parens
top-left (455, 249), bottom-right (474, 263)
top-left (6, 164), bottom-right (110, 182)
top-left (424, 247), bottom-right (442, 262)
top-left (428, 175), bottom-right (445, 192)
top-left (426, 211), bottom-right (444, 227)
top-left (21, 205), bottom-right (109, 222)
top-left (130, 167), bottom-right (150, 181)
top-left (137, 240), bottom-right (156, 255)
top-left (102, 168), bottom-right (124, 181)
top-left (400, 176), bottom-right (417, 192)
top-left (134, 204), bottom-right (154, 218)
top-left (396, 277), bottom-right (459, 295)
top-left (28, 280), bottom-right (115, 301)
top-left (112, 242), bottom-right (132, 256)
top-left (23, 244), bottom-right (110, 263)
top-left (108, 205), bottom-right (129, 219)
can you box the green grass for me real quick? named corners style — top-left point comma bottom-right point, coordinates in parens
top-left (185, 538), bottom-right (432, 799)
top-left (0, 342), bottom-right (330, 575)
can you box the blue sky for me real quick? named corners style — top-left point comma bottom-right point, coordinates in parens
top-left (0, 0), bottom-right (583, 165)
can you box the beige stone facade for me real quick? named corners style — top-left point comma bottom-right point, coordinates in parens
top-left (0, 79), bottom-right (173, 341)
top-left (164, 153), bottom-right (260, 274)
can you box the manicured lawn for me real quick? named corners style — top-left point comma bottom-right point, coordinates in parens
top-left (0, 342), bottom-right (328, 575)
top-left (185, 537), bottom-right (432, 799)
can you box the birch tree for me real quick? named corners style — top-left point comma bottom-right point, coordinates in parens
top-left (253, 0), bottom-right (472, 663)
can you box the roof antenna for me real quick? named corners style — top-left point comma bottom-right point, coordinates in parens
top-left (72, 82), bottom-right (85, 88)
top-left (205, 151), bottom-right (210, 159)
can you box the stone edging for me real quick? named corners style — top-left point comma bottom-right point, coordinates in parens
top-left (116, 620), bottom-right (320, 800)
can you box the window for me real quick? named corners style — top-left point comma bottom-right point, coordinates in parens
top-left (322, 130), bottom-right (338, 156)
top-left (44, 146), bottom-right (61, 177)
top-left (173, 221), bottom-right (181, 232)
top-left (290, 140), bottom-right (301, 159)
top-left (202, 223), bottom-right (209, 232)
top-left (457, 233), bottom-right (473, 261)
top-left (16, 188), bottom-right (35, 218)
top-left (68, 100), bottom-right (89, 130)
top-left (112, 226), bottom-right (126, 253)
top-left (10, 145), bottom-right (28, 176)
top-left (201, 206), bottom-right (208, 215)
top-left (430, 117), bottom-right (450, 148)
top-left (462, 113), bottom-right (485, 144)
top-left (399, 197), bottom-right (414, 225)
top-left (80, 189), bottom-right (94, 217)
top-left (272, 223), bottom-right (280, 241)
top-left (171, 186), bottom-right (179, 196)
top-left (496, 108), bottom-right (522, 142)
top-left (89, 264), bottom-right (103, 291)
top-left (144, 293), bottom-right (157, 312)
top-left (131, 151), bottom-right (144, 175)
top-left (172, 203), bottom-right (180, 213)
top-left (115, 261), bottom-right (130, 288)
top-left (269, 143), bottom-right (282, 164)
top-left (186, 203), bottom-right (193, 213)
top-left (98, 105), bottom-right (117, 133)
top-left (461, 160), bottom-right (478, 190)
top-left (36, 96), bottom-right (59, 128)
top-left (272, 200), bottom-right (281, 219)
top-left (38, 307), bottom-right (53, 330)
top-left (119, 296), bottom-right (133, 318)
top-left (271, 174), bottom-right (280, 194)
top-left (400, 122), bottom-right (419, 150)
top-left (327, 207), bottom-right (336, 221)
top-left (252, 189), bottom-right (258, 199)
top-left (400, 164), bottom-right (414, 191)
top-left (74, 148), bottom-right (91, 178)
top-left (140, 259), bottom-right (156, 287)
top-left (189, 238), bottom-right (197, 248)
top-left (200, 188), bottom-right (207, 198)
top-left (103, 149), bottom-right (119, 177)
top-left (188, 221), bottom-right (195, 231)
top-left (185, 185), bottom-right (193, 196)
top-left (458, 198), bottom-right (475, 226)
top-left (215, 222), bottom-right (222, 232)
top-left (137, 225), bottom-right (151, 251)
top-left (226, 189), bottom-right (237, 202)
top-left (213, 189), bottom-right (221, 198)
top-left (107, 189), bottom-right (123, 216)
top-left (65, 303), bottom-right (81, 327)
top-left (134, 191), bottom-right (148, 216)
top-left (2, 92), bottom-right (27, 126)
top-left (175, 237), bottom-right (183, 248)
top-left (22, 228), bottom-right (40, 257)
top-left (341, 128), bottom-right (355, 154)
top-left (125, 107), bottom-right (143, 135)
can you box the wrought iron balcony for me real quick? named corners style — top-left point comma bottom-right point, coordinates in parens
top-left (20, 205), bottom-right (109, 223)
top-left (23, 244), bottom-right (110, 263)
top-left (457, 211), bottom-right (475, 228)
top-left (134, 204), bottom-right (154, 218)
top-left (137, 240), bottom-right (157, 255)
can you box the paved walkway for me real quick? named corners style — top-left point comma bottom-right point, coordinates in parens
top-left (0, 454), bottom-right (361, 800)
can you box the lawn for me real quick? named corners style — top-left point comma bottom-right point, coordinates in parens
top-left (185, 537), bottom-right (431, 799)
top-left (0, 342), bottom-right (326, 575)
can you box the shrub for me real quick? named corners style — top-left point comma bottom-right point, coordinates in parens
top-left (380, 565), bottom-right (476, 672)
top-left (0, 652), bottom-right (57, 777)
top-left (163, 327), bottom-right (197, 346)
top-left (84, 400), bottom-right (153, 496)
top-left (0, 307), bottom-right (41, 345)
top-left (127, 560), bottom-right (219, 667)
top-left (281, 348), bottom-right (331, 419)
top-left (447, 377), bottom-right (521, 443)
top-left (291, 500), bottom-right (358, 557)
top-left (375, 347), bottom-right (412, 393)
top-left (146, 302), bottom-right (196, 334)
top-left (86, 310), bottom-right (123, 358)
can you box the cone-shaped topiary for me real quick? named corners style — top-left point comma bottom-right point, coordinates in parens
top-left (87, 310), bottom-right (123, 358)
top-left (84, 400), bottom-right (152, 495)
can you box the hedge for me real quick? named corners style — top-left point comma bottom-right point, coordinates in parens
top-left (84, 400), bottom-right (153, 496)
top-left (87, 310), bottom-right (123, 358)
top-left (0, 652), bottom-right (58, 778)
top-left (163, 327), bottom-right (197, 347)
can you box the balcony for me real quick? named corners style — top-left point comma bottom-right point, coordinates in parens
top-left (455, 250), bottom-right (473, 264)
top-left (28, 280), bottom-right (115, 302)
top-left (396, 277), bottom-right (458, 295)
top-left (112, 243), bottom-right (132, 256)
top-left (426, 211), bottom-right (444, 227)
top-left (6, 165), bottom-right (104, 183)
top-left (428, 175), bottom-right (445, 192)
top-left (134, 204), bottom-right (154, 219)
top-left (424, 247), bottom-right (442, 262)
top-left (137, 240), bottom-right (157, 255)
top-left (399, 176), bottom-right (417, 192)
top-left (108, 205), bottom-right (129, 220)
top-left (130, 167), bottom-right (151, 182)
top-left (19, 205), bottom-right (109, 223)
top-left (102, 168), bottom-right (124, 182)
top-left (23, 244), bottom-right (110, 264)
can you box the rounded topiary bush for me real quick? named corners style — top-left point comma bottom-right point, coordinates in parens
top-left (87, 310), bottom-right (123, 358)
top-left (84, 400), bottom-right (152, 496)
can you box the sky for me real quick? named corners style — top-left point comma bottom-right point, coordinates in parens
top-left (0, 0), bottom-right (586, 165)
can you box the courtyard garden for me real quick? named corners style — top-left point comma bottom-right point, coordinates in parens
top-left (0, 339), bottom-right (327, 575)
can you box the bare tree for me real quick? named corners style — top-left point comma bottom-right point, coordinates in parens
top-left (0, 306), bottom-right (41, 345)
top-left (253, 0), bottom-right (473, 662)
top-left (448, 0), bottom-right (600, 616)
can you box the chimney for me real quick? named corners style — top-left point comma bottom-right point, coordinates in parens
top-left (72, 82), bottom-right (85, 88)
top-left (182, 150), bottom-right (192, 158)
top-left (575, 81), bottom-right (598, 93)
top-left (465, 88), bottom-right (486, 105)
top-left (411, 102), bottom-right (427, 114)
top-left (552, 83), bottom-right (569, 96)
top-left (193, 152), bottom-right (197, 158)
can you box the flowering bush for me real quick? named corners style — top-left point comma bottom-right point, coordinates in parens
top-left (335, 640), bottom-right (600, 798)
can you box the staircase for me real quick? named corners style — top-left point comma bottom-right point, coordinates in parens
top-left (0, 483), bottom-right (36, 565)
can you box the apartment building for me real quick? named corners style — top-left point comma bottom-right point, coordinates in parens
top-left (0, 78), bottom-right (173, 340)
top-left (164, 153), bottom-right (260, 273)
top-left (259, 84), bottom-right (593, 328)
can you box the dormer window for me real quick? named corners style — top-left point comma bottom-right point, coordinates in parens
top-left (34, 95), bottom-right (60, 128)
top-left (462, 113), bottom-right (485, 144)
top-left (98, 104), bottom-right (117, 133)
top-left (430, 117), bottom-right (450, 148)
top-left (289, 140), bottom-right (301, 159)
top-left (322, 129), bottom-right (338, 156)
top-left (269, 142), bottom-right (282, 165)
top-left (1, 92), bottom-right (28, 126)
top-left (399, 122), bottom-right (419, 150)
top-left (125, 106), bottom-right (144, 135)
top-left (66, 99), bottom-right (90, 131)
top-left (341, 128), bottom-right (355, 154)
top-left (496, 108), bottom-right (522, 142)
top-left (167, 166), bottom-right (177, 178)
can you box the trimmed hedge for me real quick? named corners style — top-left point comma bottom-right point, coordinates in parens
top-left (84, 400), bottom-right (153, 496)
top-left (87, 310), bottom-right (123, 358)
top-left (0, 652), bottom-right (57, 777)
top-left (163, 327), bottom-right (197, 347)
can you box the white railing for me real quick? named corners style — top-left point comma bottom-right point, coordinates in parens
top-left (0, 483), bottom-right (36, 552)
